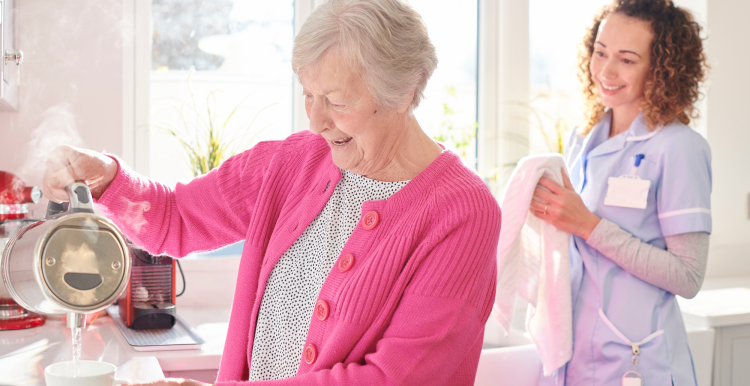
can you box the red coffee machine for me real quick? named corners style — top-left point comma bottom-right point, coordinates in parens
top-left (118, 248), bottom-right (177, 330)
top-left (0, 170), bottom-right (45, 330)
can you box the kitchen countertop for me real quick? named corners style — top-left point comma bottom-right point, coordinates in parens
top-left (678, 287), bottom-right (750, 327)
top-left (0, 306), bottom-right (231, 386)
top-left (2, 273), bottom-right (747, 386)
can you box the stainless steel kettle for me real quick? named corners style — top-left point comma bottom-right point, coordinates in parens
top-left (0, 182), bottom-right (130, 328)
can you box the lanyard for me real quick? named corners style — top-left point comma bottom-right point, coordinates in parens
top-left (598, 308), bottom-right (664, 356)
top-left (598, 309), bottom-right (664, 385)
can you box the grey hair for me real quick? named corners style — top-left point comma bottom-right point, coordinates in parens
top-left (292, 0), bottom-right (438, 112)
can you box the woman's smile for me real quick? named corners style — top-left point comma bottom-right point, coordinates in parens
top-left (331, 136), bottom-right (353, 146)
top-left (599, 80), bottom-right (625, 93)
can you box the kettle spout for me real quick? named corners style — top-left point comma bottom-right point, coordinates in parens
top-left (66, 312), bottom-right (87, 329)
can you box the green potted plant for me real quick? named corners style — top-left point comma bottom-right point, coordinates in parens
top-left (151, 70), bottom-right (276, 177)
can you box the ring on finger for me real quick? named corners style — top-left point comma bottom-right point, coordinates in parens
top-left (544, 205), bottom-right (548, 215)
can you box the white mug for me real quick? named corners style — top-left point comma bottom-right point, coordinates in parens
top-left (45, 360), bottom-right (128, 386)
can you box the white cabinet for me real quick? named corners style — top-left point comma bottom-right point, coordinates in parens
top-left (0, 0), bottom-right (21, 110)
top-left (713, 324), bottom-right (750, 386)
top-left (680, 287), bottom-right (750, 386)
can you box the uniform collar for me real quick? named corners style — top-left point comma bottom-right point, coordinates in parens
top-left (624, 113), bottom-right (664, 142)
top-left (583, 111), bottom-right (624, 160)
top-left (585, 111), bottom-right (663, 159)
top-left (570, 112), bottom-right (663, 192)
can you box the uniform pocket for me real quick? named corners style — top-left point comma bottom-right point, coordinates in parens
top-left (592, 309), bottom-right (672, 385)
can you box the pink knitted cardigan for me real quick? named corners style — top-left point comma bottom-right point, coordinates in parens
top-left (97, 130), bottom-right (501, 385)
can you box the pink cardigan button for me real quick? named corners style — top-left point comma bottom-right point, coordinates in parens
top-left (303, 343), bottom-right (317, 365)
top-left (315, 300), bottom-right (330, 321)
top-left (362, 211), bottom-right (379, 230)
top-left (338, 253), bottom-right (355, 272)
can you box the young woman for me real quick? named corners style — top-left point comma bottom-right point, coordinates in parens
top-left (530, 0), bottom-right (710, 384)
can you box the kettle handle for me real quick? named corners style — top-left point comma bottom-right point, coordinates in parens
top-left (45, 182), bottom-right (95, 218)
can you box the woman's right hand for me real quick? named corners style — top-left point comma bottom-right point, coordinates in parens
top-left (43, 145), bottom-right (118, 203)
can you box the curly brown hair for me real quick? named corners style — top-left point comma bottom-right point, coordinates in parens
top-left (577, 0), bottom-right (708, 135)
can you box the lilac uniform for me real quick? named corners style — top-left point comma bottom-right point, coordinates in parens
top-left (541, 111), bottom-right (711, 385)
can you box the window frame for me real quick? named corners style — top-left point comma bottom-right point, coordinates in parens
top-left (478, 0), bottom-right (529, 194)
top-left (122, 0), bottom-right (151, 175)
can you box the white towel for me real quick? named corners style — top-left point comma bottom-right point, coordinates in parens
top-left (493, 153), bottom-right (572, 376)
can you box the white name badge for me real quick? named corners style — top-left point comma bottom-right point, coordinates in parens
top-left (604, 175), bottom-right (651, 209)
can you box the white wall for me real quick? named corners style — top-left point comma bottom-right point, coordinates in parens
top-left (704, 0), bottom-right (750, 278)
top-left (0, 0), bottom-right (125, 215)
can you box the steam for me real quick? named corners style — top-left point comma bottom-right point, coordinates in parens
top-left (20, 0), bottom-right (131, 74)
top-left (13, 0), bottom-right (132, 184)
top-left (17, 103), bottom-right (85, 185)
top-left (119, 198), bottom-right (151, 236)
top-left (6, 1), bottom-right (144, 228)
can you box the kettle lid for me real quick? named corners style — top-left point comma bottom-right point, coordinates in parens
top-left (39, 216), bottom-right (128, 310)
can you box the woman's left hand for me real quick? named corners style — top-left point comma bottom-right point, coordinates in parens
top-left (529, 167), bottom-right (601, 240)
top-left (126, 379), bottom-right (211, 386)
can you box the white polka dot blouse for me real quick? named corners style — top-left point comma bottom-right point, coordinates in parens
top-left (248, 169), bottom-right (409, 381)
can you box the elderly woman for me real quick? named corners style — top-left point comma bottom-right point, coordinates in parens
top-left (43, 0), bottom-right (501, 385)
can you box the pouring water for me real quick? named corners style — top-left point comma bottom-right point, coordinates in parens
top-left (72, 326), bottom-right (82, 362)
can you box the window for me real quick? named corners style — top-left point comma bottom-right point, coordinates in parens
top-left (148, 0), bottom-right (295, 187)
top-left (410, 0), bottom-right (479, 170)
top-left (528, 0), bottom-right (609, 155)
top-left (127, 1), bottom-right (483, 185)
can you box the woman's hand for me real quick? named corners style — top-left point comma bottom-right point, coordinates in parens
top-left (529, 167), bottom-right (601, 240)
top-left (43, 145), bottom-right (118, 203)
top-left (126, 379), bottom-right (211, 386)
